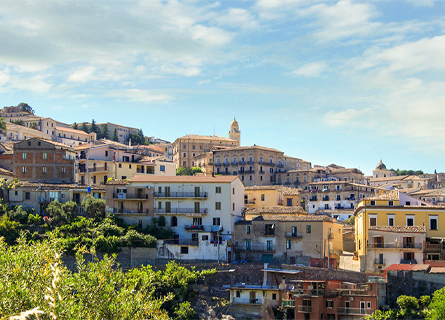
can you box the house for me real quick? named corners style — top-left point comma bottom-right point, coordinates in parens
top-left (244, 185), bottom-right (302, 209)
top-left (54, 126), bottom-right (96, 147)
top-left (233, 214), bottom-right (343, 265)
top-left (244, 206), bottom-right (307, 221)
top-left (105, 175), bottom-right (245, 262)
top-left (13, 138), bottom-right (75, 183)
top-left (354, 190), bottom-right (445, 271)
top-left (1, 122), bottom-right (51, 142)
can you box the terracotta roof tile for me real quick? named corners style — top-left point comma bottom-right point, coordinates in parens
top-left (245, 206), bottom-right (306, 215)
top-left (369, 226), bottom-right (426, 233)
top-left (129, 175), bottom-right (239, 183)
top-left (254, 214), bottom-right (332, 222)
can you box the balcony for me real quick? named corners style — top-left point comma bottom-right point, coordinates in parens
top-left (259, 170), bottom-right (265, 174)
top-left (401, 259), bottom-right (417, 264)
top-left (248, 161), bottom-right (254, 165)
top-left (154, 192), bottom-right (208, 198)
top-left (234, 243), bottom-right (275, 252)
top-left (244, 199), bottom-right (256, 205)
top-left (113, 193), bottom-right (149, 200)
top-left (223, 162), bottom-right (230, 166)
top-left (78, 167), bottom-right (87, 173)
top-left (374, 259), bottom-right (386, 265)
top-left (425, 243), bottom-right (442, 252)
top-left (38, 197), bottom-right (61, 203)
top-left (294, 289), bottom-right (326, 296)
top-left (163, 239), bottom-right (199, 246)
top-left (88, 166), bottom-right (108, 172)
top-left (285, 232), bottom-right (303, 238)
top-left (277, 163), bottom-right (284, 168)
top-left (111, 208), bottom-right (149, 215)
top-left (337, 307), bottom-right (374, 315)
top-left (297, 306), bottom-right (312, 313)
top-left (368, 243), bottom-right (422, 249)
top-left (262, 162), bottom-right (275, 167)
top-left (282, 300), bottom-right (295, 307)
top-left (215, 163), bottom-right (221, 166)
top-left (154, 208), bottom-right (208, 215)
top-left (185, 225), bottom-right (205, 232)
top-left (232, 298), bottom-right (261, 305)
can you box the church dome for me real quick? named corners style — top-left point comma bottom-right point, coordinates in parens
top-left (231, 118), bottom-right (238, 127)
top-left (376, 159), bottom-right (387, 170)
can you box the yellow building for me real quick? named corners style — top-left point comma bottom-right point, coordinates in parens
top-left (244, 185), bottom-right (301, 208)
top-left (355, 190), bottom-right (445, 269)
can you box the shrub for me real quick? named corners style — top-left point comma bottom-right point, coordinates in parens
top-left (119, 230), bottom-right (157, 248)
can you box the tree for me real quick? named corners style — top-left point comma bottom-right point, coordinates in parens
top-left (176, 167), bottom-right (203, 176)
top-left (0, 117), bottom-right (7, 130)
top-left (82, 195), bottom-right (105, 219)
top-left (29, 121), bottom-right (39, 130)
top-left (72, 122), bottom-right (79, 130)
top-left (427, 288), bottom-right (445, 320)
top-left (81, 122), bottom-right (90, 133)
top-left (11, 119), bottom-right (24, 126)
top-left (112, 128), bottom-right (119, 142)
top-left (90, 119), bottom-right (98, 134)
top-left (17, 102), bottom-right (34, 114)
top-left (101, 124), bottom-right (109, 140)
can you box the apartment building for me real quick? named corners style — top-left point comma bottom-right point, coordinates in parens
top-left (105, 175), bottom-right (245, 262)
top-left (54, 126), bottom-right (96, 147)
top-left (366, 226), bottom-right (426, 273)
top-left (13, 138), bottom-right (75, 183)
top-left (282, 278), bottom-right (386, 320)
top-left (94, 122), bottom-right (140, 145)
top-left (244, 185), bottom-right (302, 208)
top-left (8, 181), bottom-right (105, 215)
top-left (355, 191), bottom-right (445, 271)
top-left (211, 145), bottom-right (311, 187)
top-left (233, 215), bottom-right (342, 265)
top-left (302, 181), bottom-right (375, 215)
top-left (0, 142), bottom-right (14, 171)
top-left (173, 119), bottom-right (240, 168)
top-left (74, 140), bottom-right (175, 185)
top-left (1, 122), bottom-right (51, 143)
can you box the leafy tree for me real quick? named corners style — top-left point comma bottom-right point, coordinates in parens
top-left (11, 119), bottom-right (24, 126)
top-left (112, 128), bottom-right (119, 142)
top-left (0, 214), bottom-right (20, 245)
top-left (176, 167), bottom-right (204, 176)
top-left (72, 122), bottom-right (79, 130)
top-left (18, 102), bottom-right (34, 114)
top-left (46, 201), bottom-right (77, 225)
top-left (101, 124), bottom-right (109, 139)
top-left (7, 205), bottom-right (29, 224)
top-left (81, 122), bottom-right (90, 133)
top-left (397, 295), bottom-right (419, 318)
top-left (174, 301), bottom-right (196, 320)
top-left (427, 288), bottom-right (445, 320)
top-left (118, 230), bottom-right (156, 247)
top-left (29, 121), bottom-right (39, 130)
top-left (90, 119), bottom-right (98, 134)
top-left (0, 117), bottom-right (7, 130)
top-left (82, 195), bottom-right (105, 219)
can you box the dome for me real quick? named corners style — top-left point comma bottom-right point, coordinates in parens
top-left (376, 159), bottom-right (386, 170)
top-left (231, 118), bottom-right (238, 127)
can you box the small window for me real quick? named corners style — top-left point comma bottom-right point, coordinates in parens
top-left (367, 301), bottom-right (371, 309)
top-left (119, 163), bottom-right (122, 168)
top-left (369, 215), bottom-right (377, 227)
top-left (232, 203), bottom-right (235, 211)
top-left (236, 291), bottom-right (241, 298)
top-left (216, 186), bottom-right (221, 194)
top-left (42, 152), bottom-right (47, 159)
top-left (370, 200), bottom-right (376, 206)
top-left (246, 226), bottom-right (251, 234)
top-left (213, 217), bottom-right (221, 226)
top-left (215, 202), bottom-right (221, 210)
top-left (388, 201), bottom-right (394, 206)
top-left (202, 235), bottom-right (208, 241)
top-left (14, 191), bottom-right (18, 196)
top-left (406, 215), bottom-right (415, 226)
top-left (22, 152), bottom-right (27, 159)
top-left (42, 167), bottom-right (47, 173)
top-left (105, 151), bottom-right (108, 157)
top-left (261, 194), bottom-right (265, 201)
top-left (286, 239), bottom-right (291, 249)
top-left (181, 247), bottom-right (188, 254)
top-left (326, 300), bottom-right (333, 308)
top-left (160, 165), bottom-right (165, 172)
top-left (388, 215), bottom-right (394, 226)
top-left (25, 192), bottom-right (30, 200)
top-left (272, 293), bottom-right (277, 300)
top-left (22, 167), bottom-right (26, 173)
top-left (233, 188), bottom-right (235, 195)
top-left (306, 225), bottom-right (311, 234)
top-left (430, 216), bottom-right (438, 230)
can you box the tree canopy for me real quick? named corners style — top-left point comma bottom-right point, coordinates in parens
top-left (389, 168), bottom-right (424, 176)
top-left (17, 102), bottom-right (35, 114)
top-left (176, 167), bottom-right (204, 176)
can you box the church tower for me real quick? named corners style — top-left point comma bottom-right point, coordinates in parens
top-left (229, 118), bottom-right (241, 146)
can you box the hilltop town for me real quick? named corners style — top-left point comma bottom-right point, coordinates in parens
top-left (2, 104), bottom-right (445, 319)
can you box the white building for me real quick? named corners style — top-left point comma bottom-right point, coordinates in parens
top-left (127, 175), bottom-right (245, 262)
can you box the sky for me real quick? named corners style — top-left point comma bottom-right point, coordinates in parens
top-left (1, 0), bottom-right (445, 176)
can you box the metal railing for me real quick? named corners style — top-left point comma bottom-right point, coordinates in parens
top-left (297, 306), bottom-right (312, 313)
top-left (154, 208), bottom-right (208, 214)
top-left (234, 243), bottom-right (275, 252)
top-left (368, 243), bottom-right (422, 249)
top-left (113, 193), bottom-right (148, 199)
top-left (163, 239), bottom-right (199, 246)
top-left (285, 232), bottom-right (303, 238)
top-left (154, 192), bottom-right (208, 198)
top-left (282, 300), bottom-right (295, 307)
top-left (232, 298), bottom-right (261, 305)
top-left (425, 243), bottom-right (442, 252)
top-left (337, 307), bottom-right (374, 315)
top-left (88, 166), bottom-right (108, 172)
top-left (374, 259), bottom-right (386, 265)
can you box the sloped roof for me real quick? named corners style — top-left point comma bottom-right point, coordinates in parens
top-left (369, 226), bottom-right (426, 233)
top-left (245, 206), bottom-right (306, 215)
top-left (253, 214), bottom-right (332, 222)
top-left (129, 175), bottom-right (239, 183)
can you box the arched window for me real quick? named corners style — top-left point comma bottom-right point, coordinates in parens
top-left (171, 216), bottom-right (178, 227)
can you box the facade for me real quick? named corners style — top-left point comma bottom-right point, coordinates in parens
top-left (372, 160), bottom-right (397, 179)
top-left (0, 141), bottom-right (15, 171)
top-left (105, 175), bottom-right (245, 262)
top-left (212, 145), bottom-right (311, 187)
top-left (94, 122), bottom-right (140, 145)
top-left (354, 191), bottom-right (445, 271)
top-left (233, 214), bottom-right (343, 265)
top-left (8, 181), bottom-right (105, 215)
top-left (1, 122), bottom-right (51, 142)
top-left (244, 206), bottom-right (307, 221)
top-left (244, 185), bottom-right (301, 209)
top-left (173, 119), bottom-right (241, 168)
top-left (74, 140), bottom-right (175, 185)
top-left (282, 279), bottom-right (386, 320)
top-left (302, 181), bottom-right (375, 215)
top-left (366, 226), bottom-right (426, 273)
top-left (13, 138), bottom-right (75, 183)
top-left (55, 126), bottom-right (96, 147)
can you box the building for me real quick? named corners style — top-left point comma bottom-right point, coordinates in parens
top-left (244, 185), bottom-right (302, 209)
top-left (244, 206), bottom-right (307, 221)
top-left (54, 126), bottom-right (96, 147)
top-left (233, 214), bottom-right (343, 265)
top-left (13, 138), bottom-right (75, 183)
top-left (282, 278), bottom-right (386, 320)
top-left (173, 119), bottom-right (241, 168)
top-left (0, 141), bottom-right (15, 171)
top-left (354, 191), bottom-right (445, 271)
top-left (94, 122), bottom-right (140, 145)
top-left (105, 175), bottom-right (245, 262)
top-left (366, 226), bottom-right (426, 273)
top-left (8, 181), bottom-right (105, 215)
top-left (373, 160), bottom-right (397, 179)
top-left (74, 139), bottom-right (175, 185)
top-left (1, 122), bottom-right (51, 143)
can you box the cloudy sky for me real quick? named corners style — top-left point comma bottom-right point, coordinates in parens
top-left (1, 0), bottom-right (444, 175)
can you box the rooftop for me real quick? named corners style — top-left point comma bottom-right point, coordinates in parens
top-left (129, 175), bottom-right (240, 184)
top-left (369, 226), bottom-right (426, 233)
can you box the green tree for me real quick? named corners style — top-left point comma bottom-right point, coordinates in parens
top-left (176, 167), bottom-right (203, 176)
top-left (101, 124), bottom-right (109, 140)
top-left (427, 288), bottom-right (445, 320)
top-left (72, 122), bottom-right (79, 130)
top-left (0, 117), bottom-right (7, 130)
top-left (18, 102), bottom-right (35, 114)
top-left (11, 119), bottom-right (24, 126)
top-left (82, 195), bottom-right (106, 219)
top-left (112, 128), bottom-right (119, 142)
top-left (46, 201), bottom-right (77, 225)
top-left (174, 301), bottom-right (196, 320)
top-left (90, 119), bottom-right (98, 134)
top-left (0, 214), bottom-right (20, 245)
top-left (81, 122), bottom-right (90, 133)
top-left (7, 205), bottom-right (29, 224)
top-left (29, 121), bottom-right (39, 130)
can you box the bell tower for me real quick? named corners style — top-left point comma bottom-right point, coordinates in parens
top-left (229, 118), bottom-right (241, 146)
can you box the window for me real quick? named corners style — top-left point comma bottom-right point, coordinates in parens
top-left (261, 194), bottom-right (265, 201)
top-left (245, 240), bottom-right (251, 250)
top-left (370, 200), bottom-right (376, 206)
top-left (216, 186), bottom-right (221, 194)
top-left (192, 145), bottom-right (195, 149)
top-left (171, 216), bottom-right (177, 227)
top-left (183, 145), bottom-right (186, 149)
top-left (160, 165), bottom-right (165, 171)
top-left (43, 152), bottom-right (47, 160)
top-left (22, 167), bottom-right (26, 173)
top-left (193, 217), bottom-right (202, 225)
top-left (105, 151), bottom-right (108, 157)
top-left (265, 224), bottom-right (275, 235)
top-left (430, 215), bottom-right (438, 230)
top-left (388, 215), bottom-right (395, 226)
top-left (388, 201), bottom-right (394, 206)
top-left (42, 167), bottom-right (47, 173)
top-left (270, 168), bottom-right (273, 173)
top-left (215, 202), bottom-right (221, 210)
top-left (232, 203), bottom-right (235, 211)
top-left (213, 218), bottom-right (220, 226)
top-left (202, 235), bottom-right (208, 241)
top-left (287, 198), bottom-right (293, 206)
top-left (62, 165), bottom-right (66, 173)
top-left (326, 300), bottom-right (333, 308)
top-left (22, 152), bottom-right (27, 159)
top-left (183, 153), bottom-right (186, 157)
top-left (306, 225), bottom-right (311, 233)
top-left (286, 239), bottom-right (291, 249)
top-left (181, 247), bottom-right (188, 254)
top-left (367, 302), bottom-right (371, 309)
top-left (236, 291), bottom-right (241, 298)
top-left (272, 293), bottom-right (277, 300)
top-left (25, 192), bottom-right (30, 200)
top-left (119, 163), bottom-right (122, 168)
top-left (246, 226), bottom-right (251, 234)
top-left (406, 215), bottom-right (415, 226)
top-left (233, 188), bottom-right (235, 195)
top-left (369, 215), bottom-right (377, 227)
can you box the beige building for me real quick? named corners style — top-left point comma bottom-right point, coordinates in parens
top-left (373, 160), bottom-right (397, 179)
top-left (1, 122), bottom-right (51, 143)
top-left (233, 214), bottom-right (343, 264)
top-left (244, 185), bottom-right (301, 208)
top-left (55, 126), bottom-right (96, 148)
top-left (173, 119), bottom-right (240, 168)
top-left (92, 122), bottom-right (143, 145)
top-left (244, 206), bottom-right (307, 221)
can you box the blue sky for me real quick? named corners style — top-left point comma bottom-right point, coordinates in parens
top-left (1, 0), bottom-right (445, 176)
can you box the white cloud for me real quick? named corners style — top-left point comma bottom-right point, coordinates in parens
top-left (68, 66), bottom-right (96, 83)
top-left (114, 89), bottom-right (174, 103)
top-left (292, 62), bottom-right (327, 77)
top-left (323, 108), bottom-right (373, 127)
top-left (216, 8), bottom-right (259, 29)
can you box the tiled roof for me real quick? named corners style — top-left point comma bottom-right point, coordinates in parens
top-left (138, 155), bottom-right (172, 163)
top-left (106, 179), bottom-right (130, 185)
top-left (129, 175), bottom-right (239, 183)
top-left (429, 267), bottom-right (445, 274)
top-left (253, 214), bottom-right (332, 222)
top-left (6, 122), bottom-right (46, 135)
top-left (366, 190), bottom-right (399, 200)
top-left (16, 181), bottom-right (106, 190)
top-left (245, 185), bottom-right (300, 195)
top-left (55, 126), bottom-right (89, 135)
top-left (369, 226), bottom-right (426, 233)
top-left (0, 167), bottom-right (13, 176)
top-left (385, 264), bottom-right (429, 272)
top-left (245, 206), bottom-right (306, 215)
top-left (213, 145), bottom-right (283, 153)
top-left (176, 134), bottom-right (236, 142)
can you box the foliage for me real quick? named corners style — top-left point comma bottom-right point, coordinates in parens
top-left (389, 168), bottom-right (424, 176)
top-left (90, 119), bottom-right (98, 134)
top-left (0, 117), bottom-right (7, 130)
top-left (97, 218), bottom-right (125, 237)
top-left (118, 230), bottom-right (157, 248)
top-left (174, 301), bottom-right (196, 320)
top-left (17, 102), bottom-right (35, 114)
top-left (176, 167), bottom-right (204, 176)
top-left (72, 122), bottom-right (78, 130)
top-left (46, 201), bottom-right (78, 225)
top-left (367, 294), bottom-right (433, 320)
top-left (426, 287), bottom-right (445, 320)
top-left (82, 195), bottom-right (105, 219)
top-left (0, 214), bottom-right (20, 245)
top-left (143, 217), bottom-right (174, 240)
top-left (29, 121), bottom-right (39, 130)
top-left (11, 119), bottom-right (25, 126)
top-left (80, 122), bottom-right (89, 133)
top-left (112, 128), bottom-right (118, 142)
top-left (129, 129), bottom-right (146, 145)
top-left (344, 215), bottom-right (355, 225)
top-left (100, 124), bottom-right (109, 139)
top-left (7, 205), bottom-right (30, 224)
top-left (93, 235), bottom-right (120, 254)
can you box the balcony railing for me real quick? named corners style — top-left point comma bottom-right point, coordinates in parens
top-left (154, 192), bottom-right (208, 198)
top-left (337, 307), bottom-right (374, 315)
top-left (368, 243), bottom-right (422, 249)
top-left (282, 300), bottom-right (295, 307)
top-left (401, 259), bottom-right (417, 264)
top-left (113, 193), bottom-right (149, 200)
top-left (111, 208), bottom-right (149, 215)
top-left (154, 208), bottom-right (208, 215)
top-left (285, 232), bottom-right (303, 238)
top-left (244, 200), bottom-right (256, 205)
top-left (184, 225), bottom-right (205, 231)
top-left (425, 243), bottom-right (442, 252)
top-left (163, 239), bottom-right (199, 246)
top-left (88, 166), bottom-right (108, 172)
top-left (234, 243), bottom-right (275, 252)
top-left (294, 289), bottom-right (326, 296)
top-left (232, 298), bottom-right (261, 305)
top-left (374, 259), bottom-right (386, 265)
top-left (297, 306), bottom-right (312, 313)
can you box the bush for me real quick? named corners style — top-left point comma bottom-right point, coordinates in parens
top-left (119, 230), bottom-right (157, 248)
top-left (7, 205), bottom-right (29, 224)
top-left (94, 235), bottom-right (120, 254)
top-left (97, 219), bottom-right (124, 237)
top-left (174, 301), bottom-right (196, 320)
